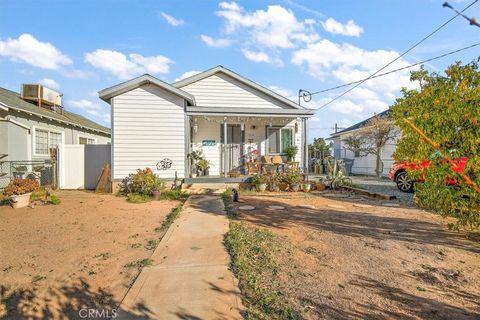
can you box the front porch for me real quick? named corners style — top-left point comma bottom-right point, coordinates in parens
top-left (186, 113), bottom-right (310, 178)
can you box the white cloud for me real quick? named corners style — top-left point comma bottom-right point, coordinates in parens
top-left (174, 70), bottom-right (201, 82)
top-left (268, 85), bottom-right (294, 99)
top-left (200, 35), bottom-right (231, 48)
top-left (68, 99), bottom-right (110, 123)
top-left (321, 18), bottom-right (363, 37)
top-left (159, 12), bottom-right (185, 26)
top-left (216, 2), bottom-right (319, 49)
top-left (84, 49), bottom-right (173, 80)
top-left (0, 34), bottom-right (71, 70)
top-left (38, 78), bottom-right (60, 90)
top-left (242, 49), bottom-right (282, 65)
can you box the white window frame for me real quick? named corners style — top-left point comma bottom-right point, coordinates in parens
top-left (266, 126), bottom-right (294, 155)
top-left (78, 135), bottom-right (97, 145)
top-left (32, 125), bottom-right (65, 157)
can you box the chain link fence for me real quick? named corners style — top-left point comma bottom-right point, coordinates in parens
top-left (0, 160), bottom-right (57, 190)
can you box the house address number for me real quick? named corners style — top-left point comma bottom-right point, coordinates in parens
top-left (202, 140), bottom-right (216, 146)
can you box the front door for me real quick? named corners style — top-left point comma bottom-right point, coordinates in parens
top-left (221, 124), bottom-right (244, 174)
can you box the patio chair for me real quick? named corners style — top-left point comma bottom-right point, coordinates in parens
top-left (285, 161), bottom-right (300, 173)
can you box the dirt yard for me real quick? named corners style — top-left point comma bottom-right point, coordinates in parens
top-left (0, 191), bottom-right (180, 319)
top-left (235, 192), bottom-right (480, 319)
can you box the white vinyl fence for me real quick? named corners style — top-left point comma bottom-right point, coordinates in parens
top-left (58, 144), bottom-right (111, 189)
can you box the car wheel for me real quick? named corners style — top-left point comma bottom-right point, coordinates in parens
top-left (395, 171), bottom-right (414, 193)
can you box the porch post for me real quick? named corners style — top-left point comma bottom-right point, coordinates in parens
top-left (185, 114), bottom-right (191, 178)
top-left (303, 117), bottom-right (309, 180)
top-left (223, 117), bottom-right (227, 176)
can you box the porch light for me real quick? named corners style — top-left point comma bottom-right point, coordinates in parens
top-left (193, 118), bottom-right (198, 134)
top-left (269, 122), bottom-right (272, 127)
top-left (295, 121), bottom-right (298, 133)
top-left (241, 123), bottom-right (245, 131)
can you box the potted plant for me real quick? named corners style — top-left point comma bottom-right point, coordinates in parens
top-left (285, 173), bottom-right (302, 192)
top-left (197, 159), bottom-right (211, 176)
top-left (268, 173), bottom-right (281, 192)
top-left (315, 177), bottom-right (327, 191)
top-left (284, 146), bottom-right (298, 161)
top-left (3, 178), bottom-right (40, 208)
top-left (302, 182), bottom-right (311, 192)
top-left (250, 174), bottom-right (269, 192)
top-left (188, 150), bottom-right (204, 178)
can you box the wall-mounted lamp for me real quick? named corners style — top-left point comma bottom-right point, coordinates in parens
top-left (294, 121), bottom-right (298, 133)
top-left (193, 118), bottom-right (198, 134)
top-left (241, 123), bottom-right (245, 131)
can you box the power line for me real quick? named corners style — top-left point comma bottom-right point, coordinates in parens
top-left (443, 1), bottom-right (480, 28)
top-left (301, 42), bottom-right (480, 96)
top-left (302, 0), bottom-right (479, 111)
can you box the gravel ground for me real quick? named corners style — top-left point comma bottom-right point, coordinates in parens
top-left (349, 175), bottom-right (416, 207)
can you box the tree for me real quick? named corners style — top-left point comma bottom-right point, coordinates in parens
top-left (308, 137), bottom-right (331, 159)
top-left (392, 61), bottom-right (480, 230)
top-left (344, 115), bottom-right (397, 178)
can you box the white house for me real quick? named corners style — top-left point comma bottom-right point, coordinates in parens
top-left (99, 66), bottom-right (315, 183)
top-left (330, 109), bottom-right (400, 177)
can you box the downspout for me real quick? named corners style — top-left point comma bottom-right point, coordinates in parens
top-left (303, 117), bottom-right (308, 180)
top-left (223, 117), bottom-right (227, 176)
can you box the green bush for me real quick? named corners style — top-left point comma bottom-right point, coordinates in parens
top-left (119, 168), bottom-right (165, 196)
top-left (160, 189), bottom-right (189, 201)
top-left (49, 195), bottom-right (61, 205)
top-left (126, 193), bottom-right (152, 203)
top-left (392, 61), bottom-right (480, 229)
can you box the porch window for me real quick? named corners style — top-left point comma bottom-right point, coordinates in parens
top-left (267, 127), bottom-right (293, 154)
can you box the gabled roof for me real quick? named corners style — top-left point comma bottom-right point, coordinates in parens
top-left (99, 74), bottom-right (195, 105)
top-left (330, 109), bottom-right (391, 137)
top-left (173, 65), bottom-right (309, 111)
top-left (0, 87), bottom-right (110, 135)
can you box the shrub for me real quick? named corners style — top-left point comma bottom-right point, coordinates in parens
top-left (282, 173), bottom-right (302, 186)
top-left (250, 174), bottom-right (269, 186)
top-left (284, 146), bottom-right (298, 161)
top-left (49, 195), bottom-right (61, 205)
top-left (160, 189), bottom-right (189, 201)
top-left (392, 61), bottom-right (480, 229)
top-left (126, 193), bottom-right (152, 203)
top-left (119, 168), bottom-right (165, 196)
top-left (3, 179), bottom-right (40, 196)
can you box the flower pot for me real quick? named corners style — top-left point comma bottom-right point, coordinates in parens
top-left (257, 183), bottom-right (267, 192)
top-left (279, 182), bottom-right (289, 191)
top-left (315, 183), bottom-right (326, 191)
top-left (302, 184), bottom-right (311, 192)
top-left (290, 184), bottom-right (300, 192)
top-left (270, 184), bottom-right (280, 192)
top-left (153, 190), bottom-right (162, 201)
top-left (191, 173), bottom-right (197, 178)
top-left (10, 193), bottom-right (31, 209)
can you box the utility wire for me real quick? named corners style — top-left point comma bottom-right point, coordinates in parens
top-left (304, 42), bottom-right (480, 96)
top-left (309, 0), bottom-right (479, 111)
top-left (443, 1), bottom-right (480, 28)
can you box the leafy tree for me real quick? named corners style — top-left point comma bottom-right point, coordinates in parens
top-left (392, 61), bottom-right (480, 230)
top-left (308, 137), bottom-right (331, 159)
top-left (344, 115), bottom-right (397, 178)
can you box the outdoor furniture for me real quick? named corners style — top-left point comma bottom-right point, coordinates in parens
top-left (247, 161), bottom-right (261, 174)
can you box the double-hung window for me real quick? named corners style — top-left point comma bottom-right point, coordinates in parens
top-left (267, 127), bottom-right (293, 154)
top-left (34, 128), bottom-right (63, 156)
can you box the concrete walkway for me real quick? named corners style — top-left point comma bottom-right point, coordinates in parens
top-left (118, 195), bottom-right (243, 320)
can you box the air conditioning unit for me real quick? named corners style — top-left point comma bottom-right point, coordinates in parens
top-left (21, 84), bottom-right (62, 108)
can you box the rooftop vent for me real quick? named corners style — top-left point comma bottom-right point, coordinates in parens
top-left (21, 84), bottom-right (63, 110)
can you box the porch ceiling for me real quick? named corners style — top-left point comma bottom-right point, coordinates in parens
top-left (185, 106), bottom-right (315, 117)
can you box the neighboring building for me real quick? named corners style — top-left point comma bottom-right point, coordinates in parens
top-left (99, 65), bottom-right (315, 182)
top-left (329, 109), bottom-right (400, 177)
top-left (0, 85), bottom-right (111, 162)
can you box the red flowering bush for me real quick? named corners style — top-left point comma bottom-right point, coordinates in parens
top-left (3, 179), bottom-right (40, 196)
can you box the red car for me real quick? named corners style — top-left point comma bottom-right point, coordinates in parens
top-left (389, 157), bottom-right (469, 193)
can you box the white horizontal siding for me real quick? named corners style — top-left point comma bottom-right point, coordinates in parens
top-left (181, 73), bottom-right (293, 109)
top-left (112, 84), bottom-right (186, 180)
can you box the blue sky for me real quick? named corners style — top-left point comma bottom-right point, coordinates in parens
top-left (0, 0), bottom-right (479, 141)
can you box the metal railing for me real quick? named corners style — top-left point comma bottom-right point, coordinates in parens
top-left (0, 160), bottom-right (57, 189)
